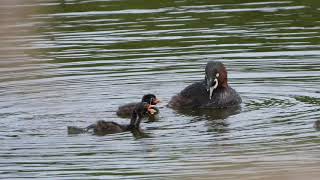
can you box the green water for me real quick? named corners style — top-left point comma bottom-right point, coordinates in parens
top-left (1, 0), bottom-right (320, 179)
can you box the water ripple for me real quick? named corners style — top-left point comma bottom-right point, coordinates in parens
top-left (1, 0), bottom-right (320, 179)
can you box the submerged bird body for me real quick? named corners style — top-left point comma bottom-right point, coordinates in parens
top-left (169, 61), bottom-right (241, 109)
top-left (87, 121), bottom-right (128, 135)
top-left (116, 102), bottom-right (138, 117)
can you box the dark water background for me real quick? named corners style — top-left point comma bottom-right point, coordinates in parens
top-left (1, 0), bottom-right (320, 179)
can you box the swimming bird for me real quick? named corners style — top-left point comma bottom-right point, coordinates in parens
top-left (116, 94), bottom-right (161, 119)
top-left (68, 102), bottom-right (156, 135)
top-left (168, 61), bottom-right (241, 109)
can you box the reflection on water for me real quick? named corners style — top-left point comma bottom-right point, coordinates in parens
top-left (1, 0), bottom-right (320, 179)
top-left (175, 106), bottom-right (241, 120)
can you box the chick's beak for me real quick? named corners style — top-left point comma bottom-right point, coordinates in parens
top-left (153, 98), bottom-right (161, 105)
top-left (147, 105), bottom-right (157, 115)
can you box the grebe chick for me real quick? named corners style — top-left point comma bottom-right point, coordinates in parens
top-left (116, 94), bottom-right (160, 118)
top-left (68, 102), bottom-right (156, 135)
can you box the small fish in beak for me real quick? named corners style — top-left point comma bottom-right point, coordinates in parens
top-left (207, 73), bottom-right (219, 100)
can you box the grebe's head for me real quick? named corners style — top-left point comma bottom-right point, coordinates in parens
top-left (205, 61), bottom-right (228, 99)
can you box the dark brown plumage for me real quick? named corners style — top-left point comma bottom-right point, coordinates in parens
top-left (116, 94), bottom-right (160, 118)
top-left (168, 61), bottom-right (241, 109)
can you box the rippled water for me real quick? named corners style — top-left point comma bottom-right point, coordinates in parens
top-left (1, 0), bottom-right (320, 179)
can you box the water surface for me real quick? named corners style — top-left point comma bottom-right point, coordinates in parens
top-left (1, 0), bottom-right (320, 179)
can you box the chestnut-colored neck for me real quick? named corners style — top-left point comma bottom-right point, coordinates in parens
top-left (219, 66), bottom-right (228, 88)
